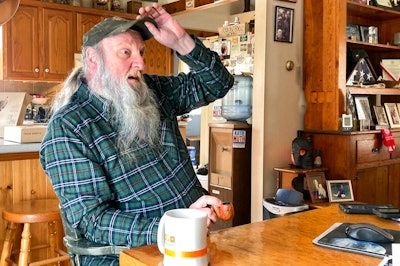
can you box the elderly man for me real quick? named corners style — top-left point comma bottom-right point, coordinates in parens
top-left (40, 3), bottom-right (234, 265)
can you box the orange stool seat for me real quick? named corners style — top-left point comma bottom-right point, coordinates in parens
top-left (0, 199), bottom-right (70, 266)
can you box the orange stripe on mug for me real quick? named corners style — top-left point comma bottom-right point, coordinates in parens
top-left (165, 248), bottom-right (207, 258)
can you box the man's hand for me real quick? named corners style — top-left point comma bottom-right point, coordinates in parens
top-left (189, 195), bottom-right (223, 233)
top-left (136, 3), bottom-right (195, 55)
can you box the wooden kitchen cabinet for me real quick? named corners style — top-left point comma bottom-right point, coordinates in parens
top-left (2, 4), bottom-right (74, 81)
top-left (75, 13), bottom-right (104, 53)
top-left (208, 122), bottom-right (251, 231)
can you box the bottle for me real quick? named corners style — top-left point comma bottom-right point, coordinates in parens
top-left (221, 75), bottom-right (253, 121)
top-left (314, 150), bottom-right (322, 168)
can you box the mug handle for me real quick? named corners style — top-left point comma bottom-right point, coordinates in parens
top-left (157, 214), bottom-right (166, 254)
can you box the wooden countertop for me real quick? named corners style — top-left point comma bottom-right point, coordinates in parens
top-left (120, 204), bottom-right (400, 266)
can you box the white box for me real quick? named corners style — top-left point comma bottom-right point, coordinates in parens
top-left (4, 125), bottom-right (47, 143)
top-left (0, 93), bottom-right (32, 138)
top-left (218, 23), bottom-right (249, 38)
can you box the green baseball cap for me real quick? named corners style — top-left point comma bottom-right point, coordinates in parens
top-left (83, 16), bottom-right (156, 48)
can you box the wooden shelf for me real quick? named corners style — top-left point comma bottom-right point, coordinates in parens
top-left (347, 39), bottom-right (400, 52)
top-left (347, 1), bottom-right (400, 20)
top-left (22, 0), bottom-right (239, 19)
top-left (171, 0), bottom-right (238, 16)
top-left (347, 86), bottom-right (400, 95)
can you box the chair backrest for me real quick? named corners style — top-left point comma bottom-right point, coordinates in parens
top-left (59, 205), bottom-right (129, 259)
top-left (59, 205), bottom-right (82, 241)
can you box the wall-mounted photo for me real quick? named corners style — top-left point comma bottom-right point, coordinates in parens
top-left (306, 172), bottom-right (328, 203)
top-left (274, 6), bottom-right (294, 43)
top-left (326, 180), bottom-right (354, 202)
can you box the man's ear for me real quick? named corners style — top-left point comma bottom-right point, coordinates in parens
top-left (86, 47), bottom-right (97, 65)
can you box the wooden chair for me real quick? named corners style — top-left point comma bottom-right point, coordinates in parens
top-left (0, 199), bottom-right (70, 266)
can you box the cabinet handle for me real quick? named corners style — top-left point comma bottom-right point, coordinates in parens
top-left (45, 68), bottom-right (50, 73)
top-left (221, 146), bottom-right (229, 152)
top-left (371, 147), bottom-right (379, 153)
top-left (34, 67), bottom-right (40, 73)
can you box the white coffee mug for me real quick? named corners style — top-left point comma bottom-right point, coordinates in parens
top-left (157, 208), bottom-right (208, 266)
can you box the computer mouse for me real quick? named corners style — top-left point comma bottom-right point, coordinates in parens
top-left (345, 223), bottom-right (394, 243)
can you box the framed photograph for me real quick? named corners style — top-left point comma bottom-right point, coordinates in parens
top-left (305, 172), bottom-right (329, 203)
top-left (274, 6), bottom-right (294, 43)
top-left (373, 105), bottom-right (389, 126)
top-left (371, 0), bottom-right (393, 8)
top-left (346, 23), bottom-right (361, 41)
top-left (354, 96), bottom-right (372, 121)
top-left (384, 103), bottom-right (400, 128)
top-left (359, 26), bottom-right (370, 42)
top-left (326, 180), bottom-right (354, 202)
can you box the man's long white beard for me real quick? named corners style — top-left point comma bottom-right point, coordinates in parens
top-left (91, 61), bottom-right (161, 152)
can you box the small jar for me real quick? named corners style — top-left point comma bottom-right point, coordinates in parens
top-left (314, 150), bottom-right (322, 168)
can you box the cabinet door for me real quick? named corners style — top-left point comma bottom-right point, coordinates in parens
top-left (143, 38), bottom-right (173, 75)
top-left (42, 8), bottom-right (74, 80)
top-left (209, 128), bottom-right (233, 176)
top-left (388, 164), bottom-right (400, 207)
top-left (76, 13), bottom-right (104, 52)
top-left (3, 5), bottom-right (40, 80)
top-left (355, 167), bottom-right (388, 204)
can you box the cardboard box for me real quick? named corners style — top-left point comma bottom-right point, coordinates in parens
top-left (127, 1), bottom-right (142, 14)
top-left (218, 23), bottom-right (250, 38)
top-left (4, 125), bottom-right (47, 143)
top-left (194, 0), bottom-right (213, 7)
top-left (186, 0), bottom-right (213, 9)
top-left (163, 0), bottom-right (185, 14)
top-left (0, 93), bottom-right (32, 138)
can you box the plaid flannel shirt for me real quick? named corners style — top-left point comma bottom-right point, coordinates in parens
top-left (39, 36), bottom-right (233, 265)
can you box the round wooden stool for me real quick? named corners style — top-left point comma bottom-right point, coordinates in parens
top-left (0, 199), bottom-right (70, 266)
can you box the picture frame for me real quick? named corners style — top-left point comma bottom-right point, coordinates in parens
top-left (346, 23), bottom-right (361, 41)
top-left (373, 105), bottom-right (389, 126)
top-left (326, 180), bottom-right (354, 202)
top-left (384, 103), bottom-right (400, 128)
top-left (371, 0), bottom-right (393, 8)
top-left (305, 172), bottom-right (329, 203)
top-left (359, 25), bottom-right (370, 42)
top-left (354, 96), bottom-right (372, 121)
top-left (274, 6), bottom-right (294, 43)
